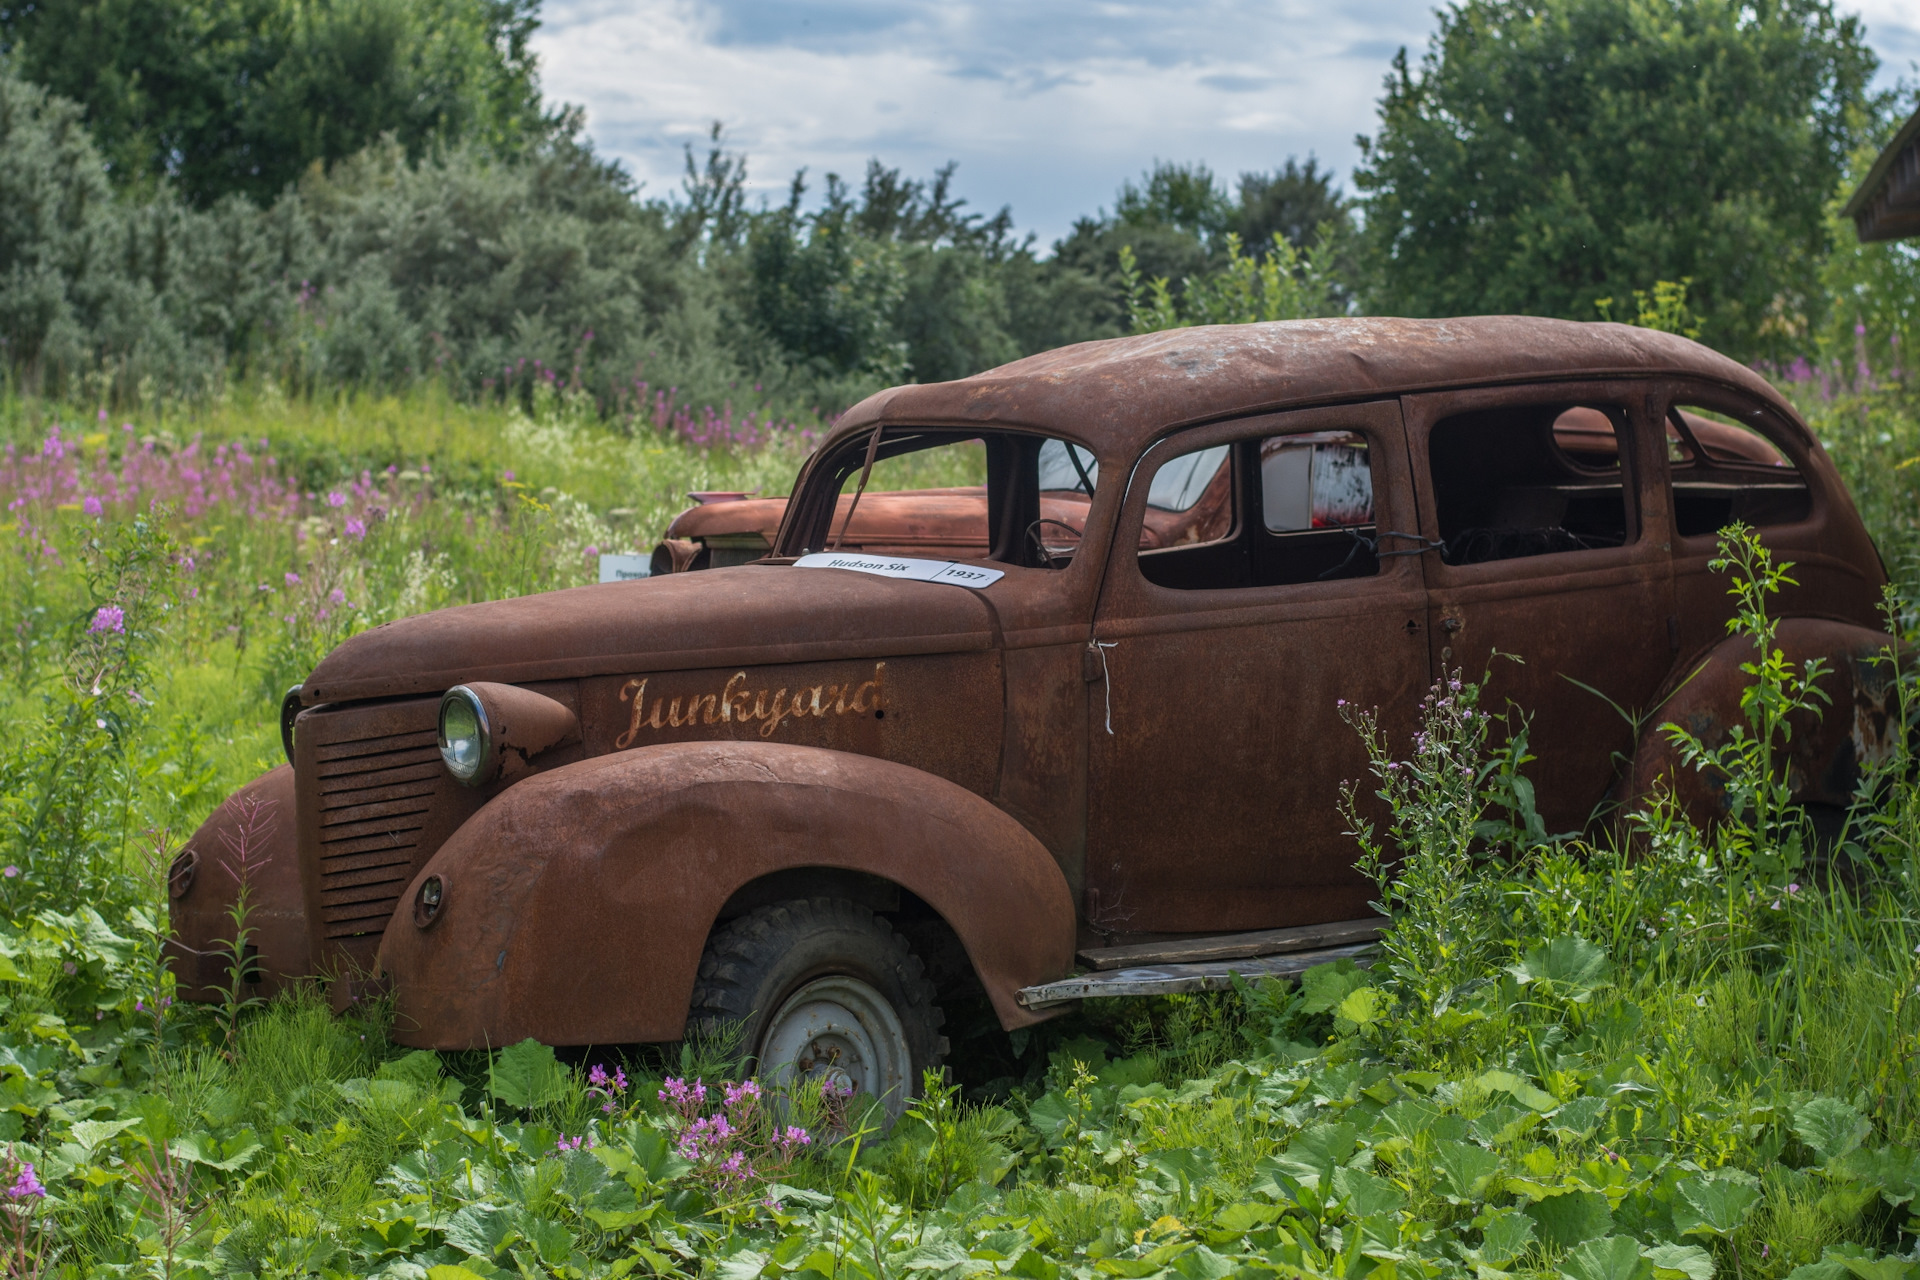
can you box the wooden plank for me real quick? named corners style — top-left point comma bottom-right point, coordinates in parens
top-left (1077, 918), bottom-right (1385, 971)
top-left (1018, 942), bottom-right (1377, 1009)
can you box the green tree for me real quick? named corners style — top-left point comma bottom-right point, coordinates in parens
top-left (0, 0), bottom-right (548, 206)
top-left (1354, 0), bottom-right (1880, 357)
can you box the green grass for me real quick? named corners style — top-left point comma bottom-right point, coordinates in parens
top-left (0, 379), bottom-right (1917, 1275)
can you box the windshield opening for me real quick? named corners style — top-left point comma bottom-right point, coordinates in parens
top-left (782, 428), bottom-right (1098, 570)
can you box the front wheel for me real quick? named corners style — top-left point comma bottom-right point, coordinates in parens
top-left (690, 897), bottom-right (945, 1122)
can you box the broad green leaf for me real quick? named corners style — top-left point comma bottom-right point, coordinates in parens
top-left (763, 1182), bottom-right (833, 1209)
top-left (171, 1129), bottom-right (261, 1171)
top-left (376, 1049), bottom-right (445, 1089)
top-left (1673, 1172), bottom-right (1762, 1238)
top-left (1010, 1251), bottom-right (1061, 1280)
top-left (1147, 1147), bottom-right (1212, 1190)
top-left (1829, 1248), bottom-right (1917, 1280)
top-left (1793, 1096), bottom-right (1873, 1163)
top-left (1549, 1097), bottom-right (1609, 1142)
top-left (1784, 1264), bottom-right (1850, 1280)
top-left (1831, 1147), bottom-right (1920, 1207)
top-left (1508, 937), bottom-right (1614, 994)
top-left (1477, 1070), bottom-right (1559, 1113)
top-left (444, 1204), bottom-right (517, 1258)
top-left (526, 1217), bottom-right (575, 1267)
top-left (1299, 959), bottom-right (1370, 1014)
top-left (622, 1129), bottom-right (693, 1185)
top-left (1472, 1102), bottom-right (1542, 1147)
top-left (1526, 1189), bottom-right (1611, 1247)
top-left (1172, 1246), bottom-right (1234, 1280)
top-left (1436, 1139), bottom-right (1505, 1202)
top-left (1645, 1244), bottom-right (1715, 1280)
top-left (1332, 1166), bottom-right (1406, 1217)
top-left (715, 1249), bottom-right (770, 1280)
top-left (1562, 1236), bottom-right (1653, 1280)
top-left (1477, 1208), bottom-right (1535, 1264)
top-left (68, 1117), bottom-right (138, 1152)
top-left (1334, 985), bottom-right (1384, 1031)
top-left (487, 1039), bottom-right (567, 1111)
top-left (427, 1268), bottom-right (490, 1280)
top-left (1213, 1201), bottom-right (1281, 1234)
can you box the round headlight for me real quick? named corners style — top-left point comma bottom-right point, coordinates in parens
top-left (414, 873), bottom-right (447, 928)
top-left (438, 686), bottom-right (492, 785)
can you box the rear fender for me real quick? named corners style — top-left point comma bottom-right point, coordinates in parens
top-left (377, 742), bottom-right (1077, 1049)
top-left (166, 765), bottom-right (311, 1000)
top-left (1625, 618), bottom-right (1911, 827)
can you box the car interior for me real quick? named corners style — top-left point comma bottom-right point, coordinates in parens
top-left (1136, 431), bottom-right (1381, 591)
top-left (1664, 404), bottom-right (1810, 536)
top-left (1426, 402), bottom-right (1635, 565)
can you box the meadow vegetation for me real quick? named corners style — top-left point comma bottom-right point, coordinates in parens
top-left (4, 0), bottom-right (1920, 1273)
top-left (0, 347), bottom-right (1913, 1274)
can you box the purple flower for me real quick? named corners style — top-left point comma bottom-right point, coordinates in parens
top-left (89, 605), bottom-right (125, 635)
top-left (329, 588), bottom-right (346, 605)
top-left (284, 571), bottom-right (301, 586)
top-left (2, 867), bottom-right (16, 879)
top-left (503, 470), bottom-right (515, 482)
top-left (82, 495), bottom-right (103, 517)
top-left (6, 1161), bottom-right (44, 1200)
top-left (327, 491), bottom-right (346, 507)
top-left (588, 1064), bottom-right (608, 1087)
top-left (344, 517), bottom-right (366, 539)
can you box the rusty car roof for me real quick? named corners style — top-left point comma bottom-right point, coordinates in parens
top-left (828, 317), bottom-right (1797, 460)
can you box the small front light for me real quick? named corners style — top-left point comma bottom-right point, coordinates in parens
top-left (414, 873), bottom-right (446, 928)
top-left (438, 686), bottom-right (492, 785)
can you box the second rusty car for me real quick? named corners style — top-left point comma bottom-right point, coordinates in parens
top-left (171, 317), bottom-right (1896, 1116)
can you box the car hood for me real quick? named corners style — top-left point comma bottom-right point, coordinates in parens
top-left (300, 563), bottom-right (999, 705)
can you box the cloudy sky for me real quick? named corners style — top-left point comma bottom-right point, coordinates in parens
top-left (534, 0), bottom-right (1920, 250)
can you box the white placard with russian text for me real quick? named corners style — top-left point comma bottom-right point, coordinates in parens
top-left (793, 552), bottom-right (1004, 589)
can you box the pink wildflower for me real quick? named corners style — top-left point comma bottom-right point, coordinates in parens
top-left (89, 605), bottom-right (125, 634)
top-left (344, 517), bottom-right (366, 539)
top-left (284, 571), bottom-right (300, 586)
top-left (82, 495), bottom-right (102, 517)
top-left (327, 491), bottom-right (346, 507)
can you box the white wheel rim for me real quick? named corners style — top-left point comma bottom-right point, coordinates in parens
top-left (758, 975), bottom-right (914, 1122)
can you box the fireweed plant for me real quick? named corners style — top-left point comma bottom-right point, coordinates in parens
top-left (0, 385), bottom-right (1916, 1272)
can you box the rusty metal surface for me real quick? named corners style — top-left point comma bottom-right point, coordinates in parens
top-left (377, 742), bottom-right (1077, 1048)
top-left (170, 316), bottom-right (1897, 1055)
top-left (167, 765), bottom-right (306, 1001)
top-left (1625, 618), bottom-right (1911, 826)
top-left (293, 698), bottom-right (486, 980)
top-left (1084, 399), bottom-right (1428, 934)
top-left (301, 562), bottom-right (1000, 705)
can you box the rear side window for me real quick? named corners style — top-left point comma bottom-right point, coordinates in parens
top-left (1667, 404), bottom-right (1809, 536)
top-left (1138, 429), bottom-right (1380, 590)
top-left (1427, 402), bottom-right (1636, 565)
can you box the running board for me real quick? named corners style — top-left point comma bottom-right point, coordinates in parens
top-left (1016, 941), bottom-right (1377, 1009)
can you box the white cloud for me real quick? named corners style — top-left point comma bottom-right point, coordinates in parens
top-left (532, 0), bottom-right (1920, 249)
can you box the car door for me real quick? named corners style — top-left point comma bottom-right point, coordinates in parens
top-left (1402, 381), bottom-right (1677, 833)
top-left (1083, 400), bottom-right (1431, 937)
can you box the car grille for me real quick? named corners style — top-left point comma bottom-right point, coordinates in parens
top-left (313, 726), bottom-right (448, 939)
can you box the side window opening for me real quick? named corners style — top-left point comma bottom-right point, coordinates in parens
top-left (1138, 430), bottom-right (1379, 591)
top-left (1666, 404), bottom-right (1809, 536)
top-left (1428, 403), bottom-right (1635, 566)
top-left (807, 429), bottom-right (1093, 569)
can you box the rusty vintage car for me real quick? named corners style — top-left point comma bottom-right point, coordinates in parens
top-left (171, 316), bottom-right (1896, 1115)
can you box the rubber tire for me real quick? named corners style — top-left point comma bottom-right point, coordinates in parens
top-left (690, 897), bottom-right (946, 1110)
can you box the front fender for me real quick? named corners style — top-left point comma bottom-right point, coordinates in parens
top-left (1625, 617), bottom-right (1910, 827)
top-left (378, 742), bottom-right (1077, 1049)
top-left (167, 765), bottom-right (311, 1000)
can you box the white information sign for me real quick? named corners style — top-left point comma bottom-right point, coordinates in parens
top-left (793, 551), bottom-right (1004, 590)
top-left (597, 554), bottom-right (653, 582)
